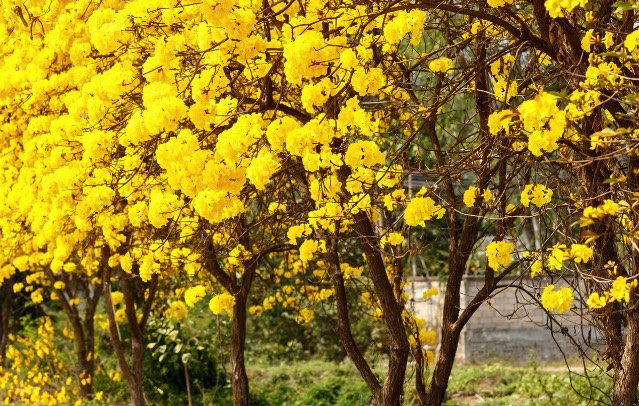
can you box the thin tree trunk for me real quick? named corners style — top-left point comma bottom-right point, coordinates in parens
top-left (0, 278), bottom-right (11, 367)
top-left (184, 362), bottom-right (193, 406)
top-left (128, 341), bottom-right (146, 406)
top-left (72, 325), bottom-right (93, 398)
top-left (613, 309), bottom-right (639, 406)
top-left (231, 295), bottom-right (249, 406)
top-left (101, 247), bottom-right (149, 406)
top-left (81, 290), bottom-right (98, 398)
top-left (327, 238), bottom-right (381, 400)
top-left (350, 210), bottom-right (409, 406)
top-left (614, 157), bottom-right (639, 406)
top-left (426, 326), bottom-right (461, 406)
top-left (66, 299), bottom-right (96, 398)
top-left (120, 271), bottom-right (149, 406)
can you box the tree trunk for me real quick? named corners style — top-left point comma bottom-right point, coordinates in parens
top-left (231, 296), bottom-right (249, 406)
top-left (102, 249), bottom-right (148, 406)
top-left (66, 301), bottom-right (98, 398)
top-left (0, 278), bottom-right (11, 367)
top-left (52, 272), bottom-right (100, 399)
top-left (351, 211), bottom-right (409, 406)
top-left (129, 339), bottom-right (147, 406)
top-left (121, 272), bottom-right (148, 406)
top-left (426, 326), bottom-right (461, 405)
top-left (613, 156), bottom-right (639, 406)
top-left (74, 331), bottom-right (93, 398)
top-left (612, 310), bottom-right (639, 406)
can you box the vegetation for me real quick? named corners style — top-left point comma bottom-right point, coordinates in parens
top-left (2, 0), bottom-right (639, 404)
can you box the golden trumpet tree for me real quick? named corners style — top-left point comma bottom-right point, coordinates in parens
top-left (4, 0), bottom-right (639, 405)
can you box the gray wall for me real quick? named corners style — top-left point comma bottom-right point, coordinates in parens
top-left (409, 276), bottom-right (601, 363)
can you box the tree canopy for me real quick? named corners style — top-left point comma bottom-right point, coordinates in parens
top-left (2, 0), bottom-right (639, 404)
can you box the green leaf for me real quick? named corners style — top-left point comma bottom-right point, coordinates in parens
top-left (612, 1), bottom-right (633, 11)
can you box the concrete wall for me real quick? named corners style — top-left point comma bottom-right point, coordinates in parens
top-left (408, 276), bottom-right (600, 363)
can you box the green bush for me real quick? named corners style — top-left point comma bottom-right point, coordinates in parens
top-left (249, 360), bottom-right (372, 406)
top-left (143, 316), bottom-right (227, 405)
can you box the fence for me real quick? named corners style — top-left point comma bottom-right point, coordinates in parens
top-left (408, 275), bottom-right (600, 363)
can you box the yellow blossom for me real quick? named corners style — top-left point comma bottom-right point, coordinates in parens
top-left (464, 186), bottom-right (478, 208)
top-left (209, 292), bottom-right (235, 316)
top-left (184, 285), bottom-right (207, 307)
top-left (429, 57), bottom-right (453, 73)
top-left (541, 285), bottom-right (573, 313)
top-left (570, 244), bottom-right (594, 264)
top-left (587, 292), bottom-right (608, 309)
top-left (486, 241), bottom-right (515, 270)
top-left (609, 276), bottom-right (637, 303)
top-left (521, 184), bottom-right (553, 208)
top-left (404, 197), bottom-right (445, 227)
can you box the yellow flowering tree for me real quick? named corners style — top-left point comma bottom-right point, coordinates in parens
top-left (6, 0), bottom-right (639, 404)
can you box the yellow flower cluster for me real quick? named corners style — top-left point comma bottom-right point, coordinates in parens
top-left (404, 197), bottom-right (446, 227)
top-left (487, 0), bottom-right (514, 7)
top-left (486, 240), bottom-right (515, 270)
top-left (184, 285), bottom-right (207, 308)
top-left (520, 184), bottom-right (553, 208)
top-left (383, 10), bottom-right (427, 46)
top-left (429, 57), bottom-right (453, 73)
top-left (422, 287), bottom-right (438, 300)
top-left (579, 199), bottom-right (621, 226)
top-left (381, 232), bottom-right (405, 246)
top-left (587, 277), bottom-right (638, 309)
top-left (517, 92), bottom-right (566, 156)
top-left (0, 317), bottom-right (79, 405)
top-left (165, 301), bottom-right (189, 320)
top-left (544, 0), bottom-right (588, 18)
top-left (570, 244), bottom-right (594, 264)
top-left (463, 186), bottom-right (492, 208)
top-left (541, 285), bottom-right (574, 313)
top-left (209, 293), bottom-right (236, 316)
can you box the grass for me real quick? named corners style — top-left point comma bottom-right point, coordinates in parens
top-left (440, 363), bottom-right (612, 405)
top-left (245, 360), bottom-right (613, 406)
top-left (87, 357), bottom-right (614, 404)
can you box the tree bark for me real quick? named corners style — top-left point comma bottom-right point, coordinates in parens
top-left (350, 211), bottom-right (409, 406)
top-left (70, 312), bottom-right (95, 398)
top-left (101, 246), bottom-right (152, 406)
top-left (327, 238), bottom-right (381, 400)
top-left (612, 309), bottom-right (639, 406)
top-left (231, 296), bottom-right (249, 406)
top-left (426, 326), bottom-right (461, 406)
top-left (613, 156), bottom-right (639, 406)
top-left (120, 271), bottom-right (149, 406)
top-left (0, 278), bottom-right (11, 367)
top-left (51, 272), bottom-right (100, 399)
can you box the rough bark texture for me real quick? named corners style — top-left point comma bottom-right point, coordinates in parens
top-left (612, 156), bottom-right (639, 406)
top-left (120, 271), bottom-right (151, 406)
top-left (101, 246), bottom-right (155, 406)
top-left (426, 327), bottom-right (461, 406)
top-left (50, 269), bottom-right (100, 399)
top-left (613, 309), bottom-right (639, 406)
top-left (351, 211), bottom-right (409, 406)
top-left (231, 297), bottom-right (249, 406)
top-left (70, 308), bottom-right (97, 398)
top-left (0, 278), bottom-right (11, 367)
top-left (327, 239), bottom-right (381, 399)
